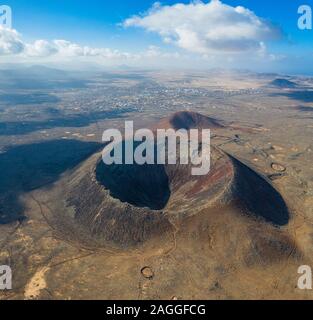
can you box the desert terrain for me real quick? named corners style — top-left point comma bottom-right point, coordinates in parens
top-left (0, 68), bottom-right (313, 299)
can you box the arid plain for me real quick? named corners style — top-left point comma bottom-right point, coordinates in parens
top-left (0, 68), bottom-right (313, 299)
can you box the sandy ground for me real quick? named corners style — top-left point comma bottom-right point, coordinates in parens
top-left (0, 72), bottom-right (313, 300)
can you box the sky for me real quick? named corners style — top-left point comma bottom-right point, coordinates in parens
top-left (0, 0), bottom-right (312, 74)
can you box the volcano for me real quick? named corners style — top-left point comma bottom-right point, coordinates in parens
top-left (269, 78), bottom-right (297, 88)
top-left (59, 111), bottom-right (290, 247)
top-left (154, 111), bottom-right (225, 130)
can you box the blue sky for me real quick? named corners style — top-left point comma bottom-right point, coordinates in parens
top-left (2, 0), bottom-right (313, 73)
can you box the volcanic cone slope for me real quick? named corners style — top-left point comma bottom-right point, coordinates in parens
top-left (64, 111), bottom-right (290, 247)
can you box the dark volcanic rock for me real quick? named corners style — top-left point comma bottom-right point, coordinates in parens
top-left (96, 160), bottom-right (170, 211)
top-left (62, 111), bottom-right (290, 247)
top-left (154, 111), bottom-right (224, 131)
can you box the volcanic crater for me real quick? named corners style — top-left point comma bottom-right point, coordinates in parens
top-left (59, 112), bottom-right (290, 247)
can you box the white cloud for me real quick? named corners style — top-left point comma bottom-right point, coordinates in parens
top-left (124, 0), bottom-right (282, 54)
top-left (0, 29), bottom-right (179, 63)
top-left (0, 24), bottom-right (136, 60)
top-left (0, 1), bottom-right (284, 70)
top-left (0, 26), bottom-right (24, 55)
top-left (24, 39), bottom-right (131, 59)
top-left (25, 40), bottom-right (58, 57)
top-left (0, 31), bottom-right (135, 60)
top-left (53, 40), bottom-right (85, 56)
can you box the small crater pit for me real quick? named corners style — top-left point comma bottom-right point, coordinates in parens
top-left (141, 266), bottom-right (154, 279)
